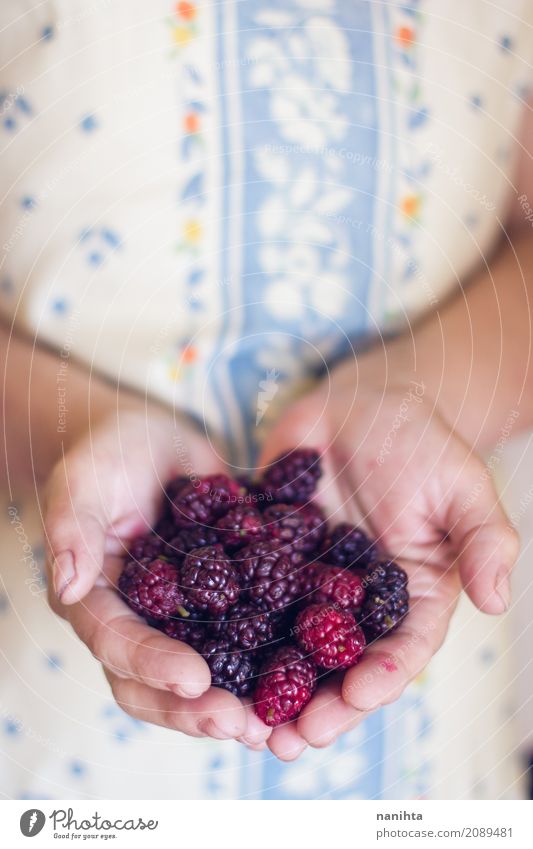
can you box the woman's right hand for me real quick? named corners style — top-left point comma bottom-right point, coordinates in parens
top-left (43, 405), bottom-right (271, 750)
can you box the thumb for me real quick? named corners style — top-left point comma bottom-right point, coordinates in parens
top-left (257, 394), bottom-right (328, 471)
top-left (448, 472), bottom-right (520, 615)
top-left (44, 456), bottom-right (109, 606)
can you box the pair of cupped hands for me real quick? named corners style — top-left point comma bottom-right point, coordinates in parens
top-left (44, 356), bottom-right (518, 761)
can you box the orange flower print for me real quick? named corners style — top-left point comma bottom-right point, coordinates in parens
top-left (168, 343), bottom-right (197, 381)
top-left (181, 343), bottom-right (197, 364)
top-left (396, 26), bottom-right (415, 48)
top-left (176, 2), bottom-right (196, 20)
top-left (401, 194), bottom-right (421, 220)
top-left (184, 112), bottom-right (200, 134)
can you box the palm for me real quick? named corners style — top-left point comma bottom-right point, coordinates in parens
top-left (256, 377), bottom-right (515, 759)
top-left (45, 410), bottom-right (269, 747)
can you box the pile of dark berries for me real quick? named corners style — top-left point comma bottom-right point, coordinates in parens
top-left (118, 448), bottom-right (410, 726)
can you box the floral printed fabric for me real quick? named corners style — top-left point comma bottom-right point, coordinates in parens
top-left (0, 0), bottom-right (531, 799)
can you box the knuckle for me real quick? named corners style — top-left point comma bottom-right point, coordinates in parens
top-left (130, 633), bottom-right (164, 681)
top-left (110, 683), bottom-right (135, 717)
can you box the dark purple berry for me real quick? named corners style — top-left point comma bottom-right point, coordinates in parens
top-left (165, 525), bottom-right (219, 557)
top-left (215, 505), bottom-right (264, 549)
top-left (171, 474), bottom-right (244, 528)
top-left (118, 559), bottom-right (186, 621)
top-left (127, 533), bottom-right (167, 561)
top-left (154, 517), bottom-right (178, 545)
top-left (209, 601), bottom-right (282, 651)
top-left (161, 475), bottom-right (189, 517)
top-left (181, 545), bottom-right (240, 616)
top-left (360, 560), bottom-right (409, 640)
top-left (238, 540), bottom-right (305, 612)
top-left (202, 640), bottom-right (257, 696)
top-left (161, 618), bottom-right (206, 651)
top-left (262, 502), bottom-right (326, 552)
top-left (320, 522), bottom-right (376, 568)
top-left (262, 448), bottom-right (322, 504)
top-left (236, 476), bottom-right (273, 510)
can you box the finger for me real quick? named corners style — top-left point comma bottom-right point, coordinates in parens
top-left (267, 722), bottom-right (308, 761)
top-left (343, 562), bottom-right (459, 711)
top-left (66, 581), bottom-right (211, 698)
top-left (241, 741), bottom-right (268, 752)
top-left (238, 699), bottom-right (272, 747)
top-left (296, 674), bottom-right (365, 747)
top-left (447, 470), bottom-right (520, 614)
top-left (105, 671), bottom-right (247, 739)
top-left (256, 397), bottom-right (352, 523)
top-left (44, 458), bottom-right (109, 605)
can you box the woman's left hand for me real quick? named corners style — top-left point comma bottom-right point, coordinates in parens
top-left (256, 356), bottom-right (519, 761)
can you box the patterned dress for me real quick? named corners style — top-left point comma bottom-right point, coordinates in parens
top-left (0, 0), bottom-right (531, 799)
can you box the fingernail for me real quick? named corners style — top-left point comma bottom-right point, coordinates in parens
top-left (237, 734), bottom-right (266, 747)
top-left (171, 682), bottom-right (206, 699)
top-left (54, 551), bottom-right (76, 600)
top-left (198, 719), bottom-right (233, 740)
top-left (237, 738), bottom-right (267, 751)
top-left (495, 569), bottom-right (511, 611)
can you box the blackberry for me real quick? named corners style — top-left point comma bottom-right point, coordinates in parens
top-left (320, 522), bottom-right (376, 568)
top-left (127, 533), bottom-right (167, 562)
top-left (310, 564), bottom-right (365, 610)
top-left (297, 563), bottom-right (320, 602)
top-left (295, 604), bottom-right (366, 670)
top-left (181, 545), bottom-right (240, 616)
top-left (236, 476), bottom-right (272, 510)
top-left (209, 601), bottom-right (282, 651)
top-left (202, 640), bottom-right (257, 697)
top-left (262, 448), bottom-right (322, 504)
top-left (215, 505), bottom-right (264, 549)
top-left (360, 560), bottom-right (409, 640)
top-left (238, 539), bottom-right (305, 612)
top-left (262, 502), bottom-right (327, 553)
top-left (161, 618), bottom-right (206, 651)
top-left (161, 475), bottom-right (189, 517)
top-left (165, 525), bottom-right (219, 557)
top-left (171, 474), bottom-right (244, 528)
top-left (253, 645), bottom-right (317, 726)
top-left (154, 517), bottom-right (178, 545)
top-left (118, 558), bottom-right (186, 622)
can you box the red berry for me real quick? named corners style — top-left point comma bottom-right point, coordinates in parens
top-left (310, 564), bottom-right (365, 610)
top-left (262, 448), bottom-right (322, 504)
top-left (181, 545), bottom-right (240, 616)
top-left (295, 604), bottom-right (366, 670)
top-left (238, 540), bottom-right (305, 612)
top-left (254, 646), bottom-right (317, 726)
top-left (262, 502), bottom-right (326, 552)
top-left (118, 558), bottom-right (186, 621)
top-left (215, 505), bottom-right (264, 549)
